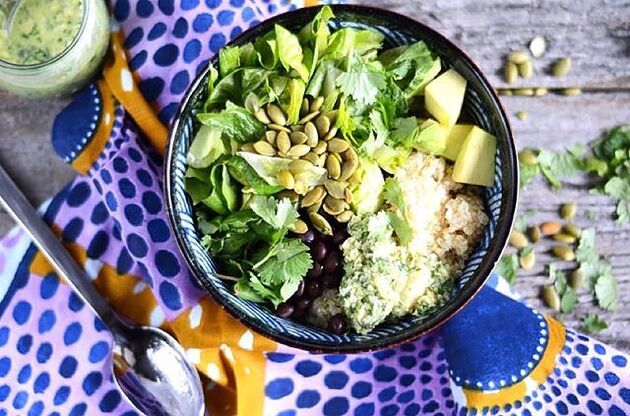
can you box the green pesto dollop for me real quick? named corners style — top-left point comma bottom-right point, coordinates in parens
top-left (0, 0), bottom-right (84, 65)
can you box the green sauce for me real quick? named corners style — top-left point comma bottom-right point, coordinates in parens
top-left (0, 0), bottom-right (84, 65)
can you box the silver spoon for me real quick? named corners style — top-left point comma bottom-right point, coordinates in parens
top-left (0, 164), bottom-right (205, 416)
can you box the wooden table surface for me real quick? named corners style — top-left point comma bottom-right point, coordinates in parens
top-left (0, 0), bottom-right (628, 350)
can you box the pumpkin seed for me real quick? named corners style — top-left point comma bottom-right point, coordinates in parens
top-left (507, 50), bottom-right (529, 64)
top-left (324, 110), bottom-right (338, 123)
top-left (520, 249), bottom-right (535, 270)
top-left (290, 131), bottom-right (308, 145)
top-left (326, 154), bottom-right (341, 179)
top-left (313, 140), bottom-right (327, 155)
top-left (310, 96), bottom-right (324, 113)
top-left (293, 179), bottom-right (308, 195)
top-left (289, 159), bottom-right (314, 173)
top-left (551, 245), bottom-right (576, 261)
top-left (553, 233), bottom-right (577, 244)
top-left (344, 188), bottom-right (353, 203)
top-left (276, 131), bottom-right (291, 153)
top-left (323, 127), bottom-right (339, 142)
top-left (504, 62), bottom-right (518, 84)
top-left (267, 104), bottom-right (286, 125)
top-left (324, 179), bottom-right (348, 199)
top-left (255, 108), bottom-right (271, 124)
top-left (561, 87), bottom-right (581, 96)
top-left (301, 98), bottom-right (310, 116)
top-left (303, 151), bottom-right (319, 165)
top-left (518, 60), bottom-right (533, 79)
top-left (323, 195), bottom-right (347, 215)
top-left (348, 169), bottom-right (362, 184)
top-left (277, 151), bottom-right (289, 158)
top-left (277, 190), bottom-right (299, 202)
top-left (299, 111), bottom-right (320, 124)
top-left (339, 159), bottom-right (359, 181)
top-left (268, 123), bottom-right (291, 133)
top-left (287, 144), bottom-right (311, 158)
top-left (564, 224), bottom-right (582, 239)
top-left (277, 170), bottom-right (295, 189)
top-left (513, 88), bottom-right (534, 96)
top-left (552, 57), bottom-right (571, 78)
top-left (265, 130), bottom-right (277, 145)
top-left (309, 212), bottom-right (333, 235)
top-left (293, 218), bottom-right (308, 234)
top-left (498, 88), bottom-right (513, 96)
top-left (529, 36), bottom-right (546, 58)
top-left (328, 138), bottom-right (350, 153)
top-left (542, 285), bottom-right (560, 311)
top-left (516, 111), bottom-right (528, 121)
top-left (529, 225), bottom-right (541, 243)
top-left (519, 149), bottom-right (538, 165)
top-left (560, 203), bottom-right (577, 220)
top-left (315, 115), bottom-right (331, 137)
top-left (290, 124), bottom-right (304, 132)
top-left (540, 221), bottom-right (562, 235)
top-left (253, 140), bottom-right (276, 156)
top-left (534, 87), bottom-right (548, 96)
top-left (343, 147), bottom-right (358, 163)
top-left (509, 230), bottom-right (529, 249)
top-left (336, 210), bottom-right (354, 223)
top-left (301, 186), bottom-right (325, 207)
top-left (569, 268), bottom-right (584, 289)
top-left (305, 122), bottom-right (319, 145)
top-left (241, 143), bottom-right (255, 152)
top-left (306, 197), bottom-right (324, 214)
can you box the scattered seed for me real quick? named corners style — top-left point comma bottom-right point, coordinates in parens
top-left (267, 104), bottom-right (287, 125)
top-left (564, 224), bottom-right (582, 238)
top-left (520, 249), bottom-right (536, 270)
top-left (534, 87), bottom-right (548, 96)
top-left (315, 115), bottom-right (331, 137)
top-left (542, 285), bottom-right (561, 311)
top-left (304, 122), bottom-right (319, 145)
top-left (301, 186), bottom-right (325, 207)
top-left (323, 127), bottom-right (339, 142)
top-left (316, 153), bottom-right (327, 167)
top-left (299, 111), bottom-right (321, 124)
top-left (504, 62), bottom-right (518, 84)
top-left (552, 57), bottom-right (572, 78)
top-left (290, 124), bottom-right (304, 132)
top-left (326, 154), bottom-right (342, 179)
top-left (339, 159), bottom-right (359, 182)
top-left (324, 179), bottom-right (349, 199)
top-left (323, 195), bottom-right (347, 215)
top-left (513, 88), bottom-right (534, 96)
top-left (518, 60), bottom-right (533, 79)
top-left (509, 230), bottom-right (529, 249)
top-left (508, 50), bottom-right (530, 64)
top-left (241, 143), bottom-right (255, 152)
top-left (343, 147), bottom-right (359, 163)
top-left (306, 197), bottom-right (324, 214)
top-left (310, 96), bottom-right (324, 113)
top-left (313, 141), bottom-right (328, 155)
top-left (265, 130), bottom-right (277, 145)
top-left (551, 245), bottom-right (576, 261)
top-left (294, 179), bottom-right (308, 195)
top-left (293, 218), bottom-right (308, 234)
top-left (253, 140), bottom-right (276, 156)
top-left (516, 111), bottom-right (528, 121)
top-left (540, 221), bottom-right (562, 235)
top-left (277, 151), bottom-right (289, 158)
top-left (529, 36), bottom-right (546, 58)
top-left (336, 210), bottom-right (354, 223)
top-left (569, 269), bottom-right (584, 289)
top-left (287, 144), bottom-right (311, 158)
top-left (561, 87), bottom-right (582, 96)
top-left (255, 108), bottom-right (271, 124)
top-left (303, 151), bottom-right (319, 165)
top-left (268, 123), bottom-right (291, 133)
top-left (290, 131), bottom-right (308, 145)
top-left (553, 233), bottom-right (577, 244)
top-left (276, 131), bottom-right (291, 153)
top-left (327, 138), bottom-right (350, 153)
top-left (529, 225), bottom-right (541, 243)
top-left (519, 149), bottom-right (538, 165)
top-left (498, 88), bottom-right (513, 96)
top-left (560, 203), bottom-right (577, 220)
top-left (276, 170), bottom-right (295, 189)
top-left (277, 189), bottom-right (299, 202)
top-left (309, 212), bottom-right (333, 235)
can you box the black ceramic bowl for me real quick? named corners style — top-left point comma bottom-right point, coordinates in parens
top-left (165, 5), bottom-right (518, 353)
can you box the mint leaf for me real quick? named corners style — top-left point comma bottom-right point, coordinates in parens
top-left (497, 254), bottom-right (519, 285)
top-left (250, 196), bottom-right (298, 230)
top-left (582, 314), bottom-right (608, 334)
top-left (336, 62), bottom-right (386, 106)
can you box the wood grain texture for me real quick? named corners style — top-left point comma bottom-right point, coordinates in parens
top-left (0, 0), bottom-right (629, 349)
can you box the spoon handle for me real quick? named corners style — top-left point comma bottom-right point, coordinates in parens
top-left (0, 164), bottom-right (121, 330)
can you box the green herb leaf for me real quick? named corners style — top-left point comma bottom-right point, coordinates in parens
top-left (383, 178), bottom-right (413, 245)
top-left (250, 196), bottom-right (298, 230)
top-left (255, 239), bottom-right (312, 297)
top-left (225, 156), bottom-right (283, 196)
top-left (388, 117), bottom-right (419, 148)
top-left (336, 61), bottom-right (386, 107)
top-left (519, 163), bottom-right (539, 189)
top-left (581, 314), bottom-right (608, 334)
top-left (595, 271), bottom-right (618, 311)
top-left (537, 148), bottom-right (583, 189)
top-left (382, 41), bottom-right (441, 98)
top-left (497, 254), bottom-right (519, 285)
top-left (560, 287), bottom-right (578, 313)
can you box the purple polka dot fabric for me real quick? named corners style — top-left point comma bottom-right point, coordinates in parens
top-left (1, 1), bottom-right (629, 415)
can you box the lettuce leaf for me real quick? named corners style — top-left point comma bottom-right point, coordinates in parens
top-left (197, 102), bottom-right (265, 143)
top-left (382, 41), bottom-right (441, 97)
top-left (186, 125), bottom-right (227, 168)
top-left (237, 151), bottom-right (327, 187)
top-left (275, 24), bottom-right (309, 81)
top-left (219, 45), bottom-right (241, 77)
top-left (281, 78), bottom-right (306, 125)
top-left (299, 5), bottom-right (334, 74)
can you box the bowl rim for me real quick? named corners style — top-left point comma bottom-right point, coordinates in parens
top-left (164, 4), bottom-right (519, 353)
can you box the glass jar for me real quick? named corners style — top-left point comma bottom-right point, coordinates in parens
top-left (0, 0), bottom-right (110, 98)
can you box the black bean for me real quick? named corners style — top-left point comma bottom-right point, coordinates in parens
top-left (321, 273), bottom-right (341, 289)
top-left (308, 262), bottom-right (324, 279)
top-left (292, 307), bottom-right (306, 320)
top-left (306, 280), bottom-right (324, 299)
top-left (300, 229), bottom-right (315, 245)
top-left (294, 297), bottom-right (311, 309)
top-left (324, 250), bottom-right (340, 273)
top-left (294, 280), bottom-right (305, 297)
top-left (327, 314), bottom-right (347, 334)
top-left (276, 303), bottom-right (294, 318)
top-left (312, 241), bottom-right (327, 262)
top-left (332, 229), bottom-right (349, 245)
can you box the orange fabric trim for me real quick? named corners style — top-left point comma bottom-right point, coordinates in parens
top-left (530, 316), bottom-right (566, 383)
top-left (70, 80), bottom-right (116, 174)
top-left (102, 32), bottom-right (168, 154)
top-left (304, 0), bottom-right (319, 6)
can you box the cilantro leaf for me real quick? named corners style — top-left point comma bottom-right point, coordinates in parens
top-left (383, 178), bottom-right (413, 245)
top-left (581, 314), bottom-right (608, 334)
top-left (497, 254), bottom-right (519, 285)
top-left (560, 287), bottom-right (578, 313)
top-left (250, 196), bottom-right (298, 230)
top-left (537, 149), bottom-right (582, 189)
top-left (519, 163), bottom-right (539, 189)
top-left (595, 271), bottom-right (618, 311)
top-left (255, 239), bottom-right (312, 297)
top-left (336, 61), bottom-right (386, 106)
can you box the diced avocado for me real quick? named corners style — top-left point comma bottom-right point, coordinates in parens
top-left (424, 69), bottom-right (467, 128)
top-left (186, 126), bottom-right (226, 168)
top-left (351, 159), bottom-right (385, 213)
top-left (452, 126), bottom-right (497, 187)
top-left (442, 124), bottom-right (474, 161)
top-left (414, 119), bottom-right (448, 155)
